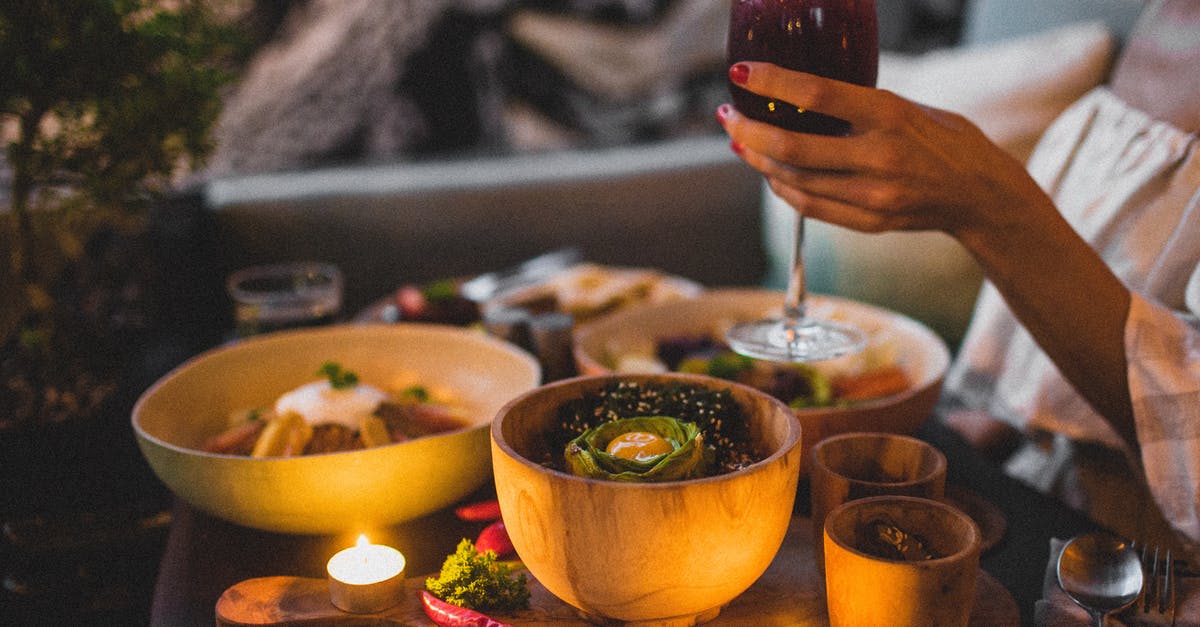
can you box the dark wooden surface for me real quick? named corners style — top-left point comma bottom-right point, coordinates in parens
top-left (212, 517), bottom-right (1018, 626)
top-left (150, 419), bottom-right (1101, 627)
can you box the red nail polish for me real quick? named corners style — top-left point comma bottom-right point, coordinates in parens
top-left (716, 104), bottom-right (732, 124)
top-left (729, 63), bottom-right (750, 85)
top-left (730, 140), bottom-right (744, 156)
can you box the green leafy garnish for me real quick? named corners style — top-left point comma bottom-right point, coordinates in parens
top-left (318, 362), bottom-right (359, 390)
top-left (707, 352), bottom-right (756, 380)
top-left (425, 539), bottom-right (530, 611)
top-left (399, 384), bottom-right (430, 403)
top-left (786, 364), bottom-right (833, 409)
top-left (565, 416), bottom-right (708, 482)
top-left (675, 351), bottom-right (755, 381)
top-left (422, 279), bottom-right (460, 302)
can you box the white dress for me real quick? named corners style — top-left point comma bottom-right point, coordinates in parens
top-left (943, 86), bottom-right (1200, 556)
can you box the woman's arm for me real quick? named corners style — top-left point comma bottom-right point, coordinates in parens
top-left (717, 65), bottom-right (1136, 448)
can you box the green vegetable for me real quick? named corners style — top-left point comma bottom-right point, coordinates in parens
top-left (674, 351), bottom-right (754, 381)
top-left (425, 539), bottom-right (530, 612)
top-left (318, 362), bottom-right (358, 390)
top-left (553, 381), bottom-right (755, 475)
top-left (399, 384), bottom-right (430, 403)
top-left (564, 416), bottom-right (708, 482)
top-left (422, 279), bottom-right (460, 302)
top-left (706, 352), bottom-right (756, 380)
top-left (786, 364), bottom-right (834, 409)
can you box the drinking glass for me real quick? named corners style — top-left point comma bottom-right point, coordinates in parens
top-left (227, 262), bottom-right (343, 338)
top-left (725, 0), bottom-right (878, 361)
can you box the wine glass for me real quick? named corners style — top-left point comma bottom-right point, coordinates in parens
top-left (725, 0), bottom-right (879, 361)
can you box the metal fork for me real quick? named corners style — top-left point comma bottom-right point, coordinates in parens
top-left (1132, 541), bottom-right (1176, 624)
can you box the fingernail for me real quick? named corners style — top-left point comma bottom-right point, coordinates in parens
top-left (716, 104), bottom-right (733, 124)
top-left (730, 140), bottom-right (744, 156)
top-left (728, 63), bottom-right (750, 85)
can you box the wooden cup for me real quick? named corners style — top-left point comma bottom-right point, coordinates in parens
top-left (810, 432), bottom-right (946, 572)
top-left (823, 495), bottom-right (981, 626)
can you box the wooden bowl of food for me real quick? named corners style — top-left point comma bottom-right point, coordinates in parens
top-left (572, 288), bottom-right (950, 474)
top-left (132, 324), bottom-right (540, 534)
top-left (490, 373), bottom-right (803, 625)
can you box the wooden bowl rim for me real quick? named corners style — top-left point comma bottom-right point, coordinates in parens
top-left (490, 372), bottom-right (803, 489)
top-left (132, 322), bottom-right (541, 460)
top-left (811, 431), bottom-right (948, 488)
top-left (824, 494), bottom-right (982, 564)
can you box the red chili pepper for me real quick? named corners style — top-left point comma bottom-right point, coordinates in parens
top-left (454, 499), bottom-right (502, 522)
top-left (421, 590), bottom-right (513, 627)
top-left (475, 520), bottom-right (515, 557)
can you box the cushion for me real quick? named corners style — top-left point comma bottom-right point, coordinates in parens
top-left (877, 20), bottom-right (1116, 163)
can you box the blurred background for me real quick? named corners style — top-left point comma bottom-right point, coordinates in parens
top-left (1, 0), bottom-right (1141, 623)
top-left (201, 0), bottom-right (966, 178)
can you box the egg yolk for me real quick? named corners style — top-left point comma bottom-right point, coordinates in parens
top-left (605, 431), bottom-right (673, 462)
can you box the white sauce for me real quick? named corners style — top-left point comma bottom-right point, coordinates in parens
top-left (274, 380), bottom-right (388, 429)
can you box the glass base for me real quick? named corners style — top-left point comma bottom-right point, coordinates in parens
top-left (725, 317), bottom-right (866, 362)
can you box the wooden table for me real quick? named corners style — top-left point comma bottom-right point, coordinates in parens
top-left (150, 421), bottom-right (1103, 626)
top-left (213, 513), bottom-right (1018, 625)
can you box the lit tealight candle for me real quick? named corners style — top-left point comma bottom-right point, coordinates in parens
top-left (326, 534), bottom-right (406, 613)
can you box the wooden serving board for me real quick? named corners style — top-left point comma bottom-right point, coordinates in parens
top-left (217, 515), bottom-right (1018, 626)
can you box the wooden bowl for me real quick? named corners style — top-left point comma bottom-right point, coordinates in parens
top-left (490, 373), bottom-right (803, 625)
top-left (132, 324), bottom-right (540, 534)
top-left (572, 288), bottom-right (950, 475)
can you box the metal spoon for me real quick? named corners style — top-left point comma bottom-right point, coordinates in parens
top-left (1056, 531), bottom-right (1144, 626)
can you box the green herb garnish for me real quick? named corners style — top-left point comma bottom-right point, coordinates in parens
top-left (399, 384), bottom-right (430, 403)
top-left (425, 539), bottom-right (530, 611)
top-left (422, 279), bottom-right (460, 302)
top-left (318, 362), bottom-right (358, 389)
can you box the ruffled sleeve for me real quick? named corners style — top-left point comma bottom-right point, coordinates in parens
top-left (944, 86), bottom-right (1200, 549)
top-left (1127, 291), bottom-right (1200, 545)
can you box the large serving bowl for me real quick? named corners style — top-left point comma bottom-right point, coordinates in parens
top-left (132, 324), bottom-right (540, 534)
top-left (573, 288), bottom-right (950, 474)
top-left (491, 373), bottom-right (803, 624)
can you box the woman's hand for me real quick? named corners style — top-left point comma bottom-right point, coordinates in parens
top-left (716, 62), bottom-right (1056, 246)
top-left (718, 62), bottom-right (1137, 445)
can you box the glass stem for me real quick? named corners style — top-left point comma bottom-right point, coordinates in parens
top-left (783, 211), bottom-right (807, 336)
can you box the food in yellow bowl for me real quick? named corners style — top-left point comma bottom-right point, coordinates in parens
top-left (202, 361), bottom-right (470, 457)
top-left (133, 324), bottom-right (540, 534)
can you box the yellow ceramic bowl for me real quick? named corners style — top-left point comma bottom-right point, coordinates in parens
top-left (572, 288), bottom-right (951, 474)
top-left (133, 324), bottom-right (540, 534)
top-left (491, 373), bottom-right (803, 624)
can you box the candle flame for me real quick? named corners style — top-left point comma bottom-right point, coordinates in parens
top-left (355, 534), bottom-right (370, 548)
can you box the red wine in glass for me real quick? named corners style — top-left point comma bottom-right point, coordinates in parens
top-left (725, 0), bottom-right (878, 362)
top-left (728, 0), bottom-right (879, 135)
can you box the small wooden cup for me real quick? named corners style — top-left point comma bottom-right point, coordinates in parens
top-left (810, 432), bottom-right (946, 571)
top-left (823, 495), bottom-right (981, 626)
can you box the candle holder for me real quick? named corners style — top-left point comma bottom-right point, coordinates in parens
top-left (326, 535), bottom-right (406, 614)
